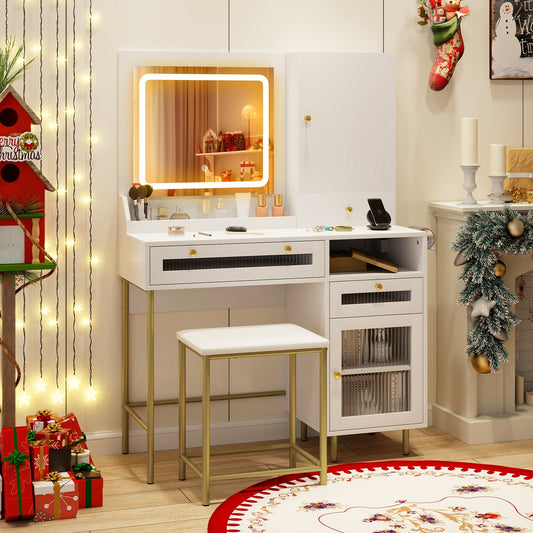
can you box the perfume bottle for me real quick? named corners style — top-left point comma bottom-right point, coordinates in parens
top-left (272, 194), bottom-right (284, 216)
top-left (214, 197), bottom-right (229, 218)
top-left (256, 194), bottom-right (268, 217)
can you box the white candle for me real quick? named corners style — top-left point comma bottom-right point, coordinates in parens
top-left (461, 117), bottom-right (478, 165)
top-left (489, 144), bottom-right (507, 175)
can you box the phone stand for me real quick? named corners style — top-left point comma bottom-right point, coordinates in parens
top-left (366, 210), bottom-right (391, 231)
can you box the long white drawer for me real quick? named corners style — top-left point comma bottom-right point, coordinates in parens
top-left (149, 240), bottom-right (325, 285)
top-left (330, 277), bottom-right (423, 318)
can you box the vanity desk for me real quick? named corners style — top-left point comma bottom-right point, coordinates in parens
top-left (119, 197), bottom-right (428, 483)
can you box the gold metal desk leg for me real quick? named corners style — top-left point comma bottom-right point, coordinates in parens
top-left (402, 429), bottom-right (410, 456)
top-left (320, 347), bottom-right (328, 485)
top-left (330, 435), bottom-right (338, 463)
top-left (202, 356), bottom-right (211, 506)
top-left (289, 353), bottom-right (297, 468)
top-left (300, 421), bottom-right (308, 441)
top-left (178, 341), bottom-right (186, 480)
top-left (146, 290), bottom-right (155, 484)
top-left (121, 278), bottom-right (130, 455)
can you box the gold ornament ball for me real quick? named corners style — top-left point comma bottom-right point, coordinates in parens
top-left (507, 218), bottom-right (525, 237)
top-left (493, 260), bottom-right (506, 278)
top-left (471, 354), bottom-right (492, 374)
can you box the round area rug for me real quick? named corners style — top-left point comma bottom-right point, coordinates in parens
top-left (209, 460), bottom-right (533, 533)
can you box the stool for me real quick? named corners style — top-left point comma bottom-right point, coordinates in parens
top-left (177, 323), bottom-right (328, 506)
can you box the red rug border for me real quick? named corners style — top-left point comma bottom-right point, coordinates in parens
top-left (208, 459), bottom-right (533, 532)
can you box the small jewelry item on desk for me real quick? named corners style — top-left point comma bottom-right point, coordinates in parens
top-left (225, 225), bottom-right (264, 235)
top-left (198, 231), bottom-right (212, 237)
top-left (324, 225), bottom-right (354, 231)
top-left (168, 225), bottom-right (185, 236)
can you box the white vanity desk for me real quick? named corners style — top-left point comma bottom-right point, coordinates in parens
top-left (119, 197), bottom-right (428, 484)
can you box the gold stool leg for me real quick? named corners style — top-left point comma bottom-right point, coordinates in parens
top-left (146, 290), bottom-right (155, 484)
top-left (300, 421), bottom-right (308, 441)
top-left (402, 429), bottom-right (410, 456)
top-left (178, 341), bottom-right (186, 480)
top-left (121, 279), bottom-right (130, 455)
top-left (319, 347), bottom-right (328, 485)
top-left (289, 353), bottom-right (296, 468)
top-left (330, 435), bottom-right (338, 463)
top-left (202, 356), bottom-right (211, 506)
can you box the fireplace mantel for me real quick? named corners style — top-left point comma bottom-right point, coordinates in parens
top-left (430, 201), bottom-right (533, 444)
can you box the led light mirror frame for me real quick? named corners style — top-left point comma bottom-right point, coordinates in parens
top-left (138, 73), bottom-right (270, 190)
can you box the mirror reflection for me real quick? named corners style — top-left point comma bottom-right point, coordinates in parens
top-left (135, 66), bottom-right (274, 196)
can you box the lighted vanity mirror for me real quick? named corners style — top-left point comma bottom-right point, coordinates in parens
top-left (137, 67), bottom-right (273, 193)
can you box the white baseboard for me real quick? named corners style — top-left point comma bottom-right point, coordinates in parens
top-left (86, 416), bottom-right (293, 457)
top-left (433, 403), bottom-right (533, 444)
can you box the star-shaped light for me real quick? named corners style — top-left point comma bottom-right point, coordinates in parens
top-left (18, 390), bottom-right (31, 408)
top-left (85, 386), bottom-right (98, 402)
top-left (68, 375), bottom-right (81, 391)
top-left (52, 389), bottom-right (64, 405)
top-left (471, 296), bottom-right (496, 318)
top-left (34, 377), bottom-right (48, 393)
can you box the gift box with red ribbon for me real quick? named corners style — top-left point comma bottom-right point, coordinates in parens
top-left (54, 412), bottom-right (88, 449)
top-left (26, 409), bottom-right (57, 432)
top-left (33, 471), bottom-right (79, 521)
top-left (0, 426), bottom-right (34, 521)
top-left (35, 423), bottom-right (69, 450)
top-left (29, 441), bottom-right (50, 481)
top-left (70, 463), bottom-right (103, 508)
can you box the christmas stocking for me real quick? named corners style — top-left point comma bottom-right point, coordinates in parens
top-left (429, 16), bottom-right (464, 91)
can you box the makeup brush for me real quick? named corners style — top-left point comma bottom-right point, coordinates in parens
top-left (225, 225), bottom-right (264, 235)
top-left (144, 184), bottom-right (154, 219)
top-left (128, 186), bottom-right (139, 220)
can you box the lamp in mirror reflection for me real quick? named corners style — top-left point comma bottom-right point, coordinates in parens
top-left (241, 104), bottom-right (257, 150)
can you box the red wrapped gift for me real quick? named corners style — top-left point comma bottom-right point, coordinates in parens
top-left (26, 409), bottom-right (57, 432)
top-left (70, 467), bottom-right (103, 508)
top-left (54, 412), bottom-right (88, 449)
top-left (30, 441), bottom-right (50, 481)
top-left (35, 423), bottom-right (69, 450)
top-left (0, 426), bottom-right (34, 521)
top-left (33, 471), bottom-right (79, 521)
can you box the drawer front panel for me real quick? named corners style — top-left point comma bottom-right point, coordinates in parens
top-left (150, 241), bottom-right (325, 285)
top-left (330, 278), bottom-right (423, 317)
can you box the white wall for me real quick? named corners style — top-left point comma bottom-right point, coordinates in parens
top-left (5, 1), bottom-right (532, 454)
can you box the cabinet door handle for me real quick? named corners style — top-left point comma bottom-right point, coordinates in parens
top-left (284, 245), bottom-right (292, 253)
top-left (375, 283), bottom-right (383, 291)
top-left (333, 371), bottom-right (341, 380)
top-left (345, 206), bottom-right (353, 213)
top-left (189, 249), bottom-right (197, 257)
top-left (304, 115), bottom-right (312, 122)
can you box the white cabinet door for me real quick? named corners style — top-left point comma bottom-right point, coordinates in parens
top-left (286, 52), bottom-right (396, 227)
top-left (329, 314), bottom-right (425, 433)
top-left (0, 226), bottom-right (24, 264)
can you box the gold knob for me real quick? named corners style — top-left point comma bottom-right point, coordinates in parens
top-left (189, 249), bottom-right (197, 257)
top-left (284, 245), bottom-right (292, 253)
top-left (345, 206), bottom-right (353, 213)
top-left (333, 372), bottom-right (341, 380)
top-left (304, 115), bottom-right (312, 122)
top-left (375, 283), bottom-right (383, 291)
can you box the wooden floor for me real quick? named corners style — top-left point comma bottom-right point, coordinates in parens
top-left (3, 426), bottom-right (533, 532)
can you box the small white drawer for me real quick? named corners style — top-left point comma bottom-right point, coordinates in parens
top-left (149, 240), bottom-right (325, 286)
top-left (330, 278), bottom-right (423, 318)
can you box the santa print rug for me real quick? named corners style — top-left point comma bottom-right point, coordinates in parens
top-left (208, 460), bottom-right (533, 533)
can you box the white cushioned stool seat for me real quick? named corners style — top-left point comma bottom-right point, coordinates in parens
top-left (176, 323), bottom-right (329, 356)
top-left (177, 323), bottom-right (329, 506)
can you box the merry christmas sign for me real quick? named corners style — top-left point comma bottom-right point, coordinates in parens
top-left (491, 0), bottom-right (533, 79)
top-left (0, 132), bottom-right (41, 162)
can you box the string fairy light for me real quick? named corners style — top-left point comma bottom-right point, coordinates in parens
top-left (55, 0), bottom-right (61, 397)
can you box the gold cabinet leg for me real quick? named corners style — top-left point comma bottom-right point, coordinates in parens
top-left (319, 348), bottom-right (328, 485)
top-left (330, 435), bottom-right (338, 463)
top-left (178, 341), bottom-right (186, 480)
top-left (121, 279), bottom-right (130, 455)
top-left (202, 356), bottom-right (211, 506)
top-left (402, 429), bottom-right (410, 456)
top-left (300, 421), bottom-right (308, 441)
top-left (146, 290), bottom-right (155, 484)
top-left (289, 353), bottom-right (297, 468)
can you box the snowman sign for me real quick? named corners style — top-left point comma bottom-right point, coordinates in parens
top-left (490, 0), bottom-right (533, 79)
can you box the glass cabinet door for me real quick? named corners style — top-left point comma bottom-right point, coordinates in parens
top-left (329, 314), bottom-right (424, 432)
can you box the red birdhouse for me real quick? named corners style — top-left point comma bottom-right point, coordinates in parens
top-left (0, 85), bottom-right (54, 268)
